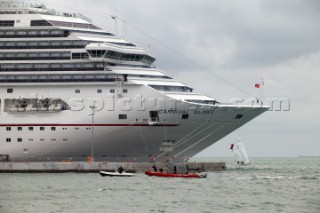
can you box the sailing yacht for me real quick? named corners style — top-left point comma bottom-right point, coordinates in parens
top-left (0, 1), bottom-right (268, 161)
top-left (230, 136), bottom-right (250, 165)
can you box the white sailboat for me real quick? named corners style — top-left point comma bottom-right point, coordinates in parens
top-left (230, 137), bottom-right (249, 165)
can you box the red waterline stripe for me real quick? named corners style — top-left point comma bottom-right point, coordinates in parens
top-left (0, 124), bottom-right (179, 127)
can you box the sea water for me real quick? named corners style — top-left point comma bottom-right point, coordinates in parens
top-left (0, 157), bottom-right (319, 213)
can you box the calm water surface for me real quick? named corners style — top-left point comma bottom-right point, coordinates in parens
top-left (0, 157), bottom-right (319, 213)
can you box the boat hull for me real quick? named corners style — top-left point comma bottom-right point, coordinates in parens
top-left (99, 171), bottom-right (135, 177)
top-left (144, 170), bottom-right (207, 178)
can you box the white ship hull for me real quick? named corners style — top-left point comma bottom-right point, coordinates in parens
top-left (0, 83), bottom-right (267, 161)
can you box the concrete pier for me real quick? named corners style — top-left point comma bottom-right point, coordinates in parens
top-left (0, 161), bottom-right (226, 173)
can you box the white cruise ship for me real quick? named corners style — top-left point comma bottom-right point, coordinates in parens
top-left (0, 1), bottom-right (268, 162)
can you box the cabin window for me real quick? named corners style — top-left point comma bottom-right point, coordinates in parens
top-left (29, 127), bottom-right (33, 131)
top-left (149, 111), bottom-right (159, 122)
top-left (97, 89), bottom-right (102, 93)
top-left (6, 127), bottom-right (11, 131)
top-left (51, 127), bottom-right (56, 131)
top-left (182, 114), bottom-right (189, 119)
top-left (6, 138), bottom-right (11, 142)
top-left (123, 89), bottom-right (128, 93)
top-left (119, 114), bottom-right (127, 120)
top-left (40, 127), bottom-right (45, 131)
top-left (235, 114), bottom-right (243, 120)
top-left (17, 138), bottom-right (22, 142)
top-left (75, 89), bottom-right (80, 93)
top-left (17, 127), bottom-right (22, 131)
top-left (7, 88), bottom-right (13, 93)
top-left (110, 89), bottom-right (115, 93)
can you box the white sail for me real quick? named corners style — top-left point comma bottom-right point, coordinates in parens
top-left (231, 137), bottom-right (249, 165)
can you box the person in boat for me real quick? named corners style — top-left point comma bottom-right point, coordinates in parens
top-left (159, 168), bottom-right (163, 173)
top-left (117, 166), bottom-right (124, 173)
top-left (152, 164), bottom-right (157, 172)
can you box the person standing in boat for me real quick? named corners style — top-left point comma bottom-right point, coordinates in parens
top-left (117, 166), bottom-right (124, 173)
top-left (152, 164), bottom-right (157, 172)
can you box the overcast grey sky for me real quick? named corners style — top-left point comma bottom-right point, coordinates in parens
top-left (33, 0), bottom-right (320, 157)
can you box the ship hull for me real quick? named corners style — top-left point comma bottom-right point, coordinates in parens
top-left (0, 83), bottom-right (267, 161)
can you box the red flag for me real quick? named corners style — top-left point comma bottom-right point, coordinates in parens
top-left (254, 83), bottom-right (260, 88)
top-left (230, 144), bottom-right (234, 151)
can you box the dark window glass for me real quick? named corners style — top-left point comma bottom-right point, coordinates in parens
top-left (51, 127), bottom-right (56, 131)
top-left (7, 88), bottom-right (13, 93)
top-left (6, 138), bottom-right (11, 142)
top-left (6, 127), bottom-right (11, 131)
top-left (182, 114), bottom-right (189, 119)
top-left (119, 114), bottom-right (127, 120)
top-left (0, 20), bottom-right (14, 27)
top-left (17, 127), bottom-right (22, 131)
top-left (17, 138), bottom-right (22, 142)
top-left (40, 127), bottom-right (45, 131)
top-left (30, 20), bottom-right (52, 26)
top-left (235, 114), bottom-right (243, 120)
top-left (29, 127), bottom-right (33, 131)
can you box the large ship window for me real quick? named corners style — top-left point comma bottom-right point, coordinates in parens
top-left (235, 114), bottom-right (243, 120)
top-left (87, 50), bottom-right (106, 58)
top-left (103, 50), bottom-right (155, 65)
top-left (182, 114), bottom-right (189, 119)
top-left (72, 52), bottom-right (89, 59)
top-left (30, 20), bottom-right (53, 26)
top-left (149, 85), bottom-right (193, 93)
top-left (0, 20), bottom-right (14, 27)
top-left (149, 111), bottom-right (159, 122)
top-left (119, 114), bottom-right (127, 120)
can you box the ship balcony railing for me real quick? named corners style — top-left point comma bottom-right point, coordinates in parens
top-left (0, 78), bottom-right (119, 83)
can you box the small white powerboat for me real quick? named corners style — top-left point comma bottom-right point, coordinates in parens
top-left (99, 171), bottom-right (135, 177)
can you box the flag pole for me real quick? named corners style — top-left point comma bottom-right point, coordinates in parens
top-left (260, 78), bottom-right (264, 106)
